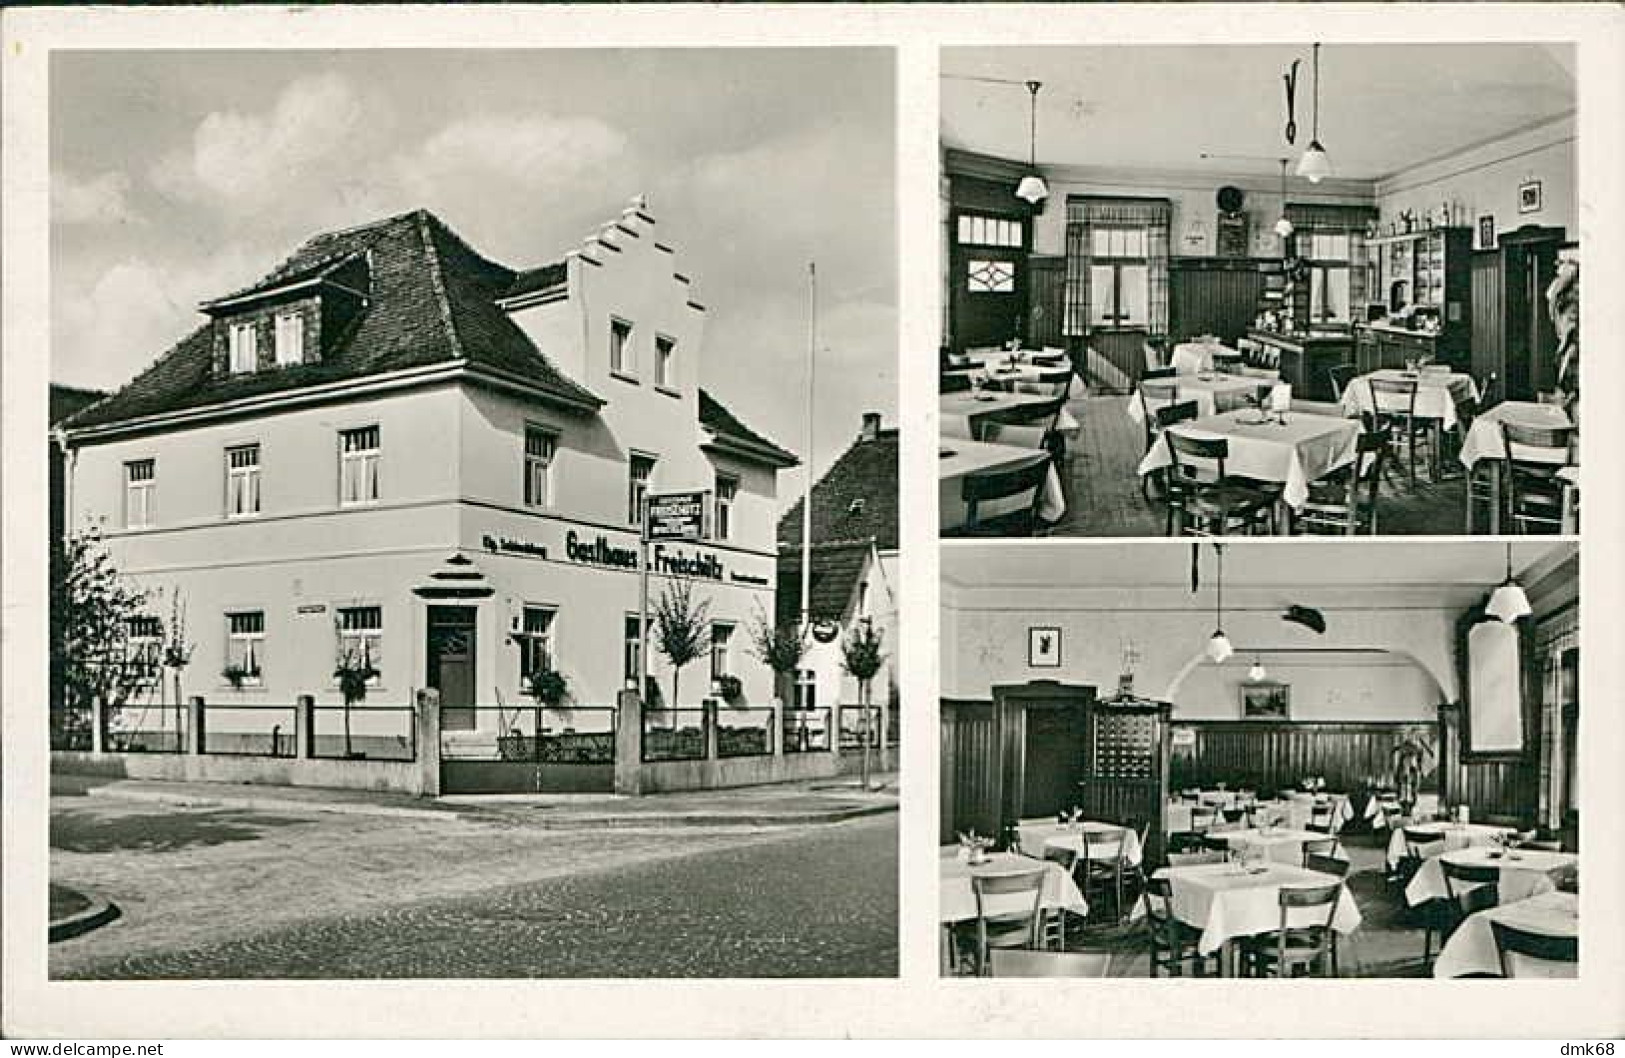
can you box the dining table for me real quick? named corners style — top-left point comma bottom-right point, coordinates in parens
top-left (1125, 372), bottom-right (1273, 425)
top-left (1212, 826), bottom-right (1345, 865)
top-left (940, 847), bottom-right (1091, 975)
top-left (1431, 890), bottom-right (1577, 978)
top-left (1171, 341), bottom-right (1245, 376)
top-left (1458, 400), bottom-right (1576, 534)
top-left (940, 389), bottom-right (1079, 441)
top-left (939, 438), bottom-right (1066, 531)
top-left (1016, 819), bottom-right (1144, 867)
top-left (1143, 860), bottom-right (1362, 975)
top-left (1405, 844), bottom-right (1579, 907)
top-left (1384, 820), bottom-right (1517, 872)
top-left (1136, 407), bottom-right (1362, 512)
top-left (1340, 368), bottom-right (1479, 431)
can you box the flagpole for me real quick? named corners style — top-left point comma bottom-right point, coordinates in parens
top-left (800, 262), bottom-right (816, 636)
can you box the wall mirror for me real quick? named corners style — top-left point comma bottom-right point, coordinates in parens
top-left (1464, 618), bottom-right (1525, 758)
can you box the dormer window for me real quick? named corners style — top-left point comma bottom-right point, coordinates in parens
top-left (228, 322), bottom-right (258, 375)
top-left (275, 312), bottom-right (304, 366)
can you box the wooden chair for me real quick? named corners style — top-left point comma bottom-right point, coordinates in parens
top-left (1143, 366), bottom-right (1177, 381)
top-left (1011, 368), bottom-right (1074, 395)
top-left (1500, 422), bottom-right (1574, 534)
top-left (1143, 340), bottom-right (1167, 373)
top-left (1490, 920), bottom-right (1578, 978)
top-left (1368, 376), bottom-right (1436, 486)
top-left (1162, 433), bottom-right (1277, 537)
top-left (1240, 882), bottom-right (1342, 978)
top-left (1327, 363), bottom-right (1357, 403)
top-left (1304, 854), bottom-right (1352, 974)
top-left (970, 868), bottom-right (1047, 976)
top-left (1038, 845), bottom-right (1079, 949)
top-left (1301, 837), bottom-right (1339, 865)
top-left (1220, 806), bottom-right (1250, 826)
top-left (981, 422), bottom-right (1047, 449)
top-left (1400, 827), bottom-right (1451, 967)
top-left (1441, 859), bottom-right (1501, 937)
top-left (1308, 802), bottom-right (1335, 830)
top-left (1167, 850), bottom-right (1227, 867)
top-left (955, 455), bottom-right (1052, 538)
top-left (988, 949), bottom-right (1112, 977)
top-left (1077, 830), bottom-right (1127, 925)
top-left (940, 372), bottom-right (972, 395)
top-left (1297, 431), bottom-right (1389, 535)
top-left (1144, 876), bottom-right (1216, 977)
top-left (1188, 807), bottom-right (1217, 834)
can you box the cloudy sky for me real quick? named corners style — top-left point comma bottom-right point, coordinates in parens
top-left (50, 49), bottom-right (895, 503)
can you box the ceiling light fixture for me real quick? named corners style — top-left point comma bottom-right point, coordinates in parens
top-left (1295, 43), bottom-right (1333, 184)
top-left (1248, 655), bottom-right (1268, 682)
top-left (1206, 544), bottom-right (1234, 663)
top-left (1274, 158), bottom-right (1295, 240)
top-left (1015, 81), bottom-right (1049, 205)
top-left (1485, 542), bottom-right (1532, 623)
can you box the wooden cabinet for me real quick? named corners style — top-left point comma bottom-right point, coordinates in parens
top-left (1080, 694), bottom-right (1173, 862)
top-left (1353, 323), bottom-right (1450, 374)
top-left (1247, 330), bottom-right (1352, 402)
top-left (1366, 227), bottom-right (1474, 370)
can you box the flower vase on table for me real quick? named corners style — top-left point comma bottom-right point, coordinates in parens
top-left (958, 830), bottom-right (994, 866)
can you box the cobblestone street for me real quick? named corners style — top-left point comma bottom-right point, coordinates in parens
top-left (50, 787), bottom-right (896, 979)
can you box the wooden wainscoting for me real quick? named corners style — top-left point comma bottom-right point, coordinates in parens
top-left (1437, 703), bottom-right (1539, 825)
top-left (1025, 255), bottom-right (1066, 350)
top-left (1170, 257), bottom-right (1266, 346)
top-left (1079, 330), bottom-right (1147, 394)
top-left (1169, 720), bottom-right (1441, 796)
top-left (940, 698), bottom-right (997, 844)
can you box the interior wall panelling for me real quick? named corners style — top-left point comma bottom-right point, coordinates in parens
top-left (940, 698), bottom-right (998, 843)
top-left (1025, 255), bottom-right (1067, 349)
top-left (1167, 720), bottom-right (1441, 796)
top-left (1079, 330), bottom-right (1146, 394)
top-left (1469, 250), bottom-right (1506, 392)
top-left (1169, 258), bottom-right (1267, 344)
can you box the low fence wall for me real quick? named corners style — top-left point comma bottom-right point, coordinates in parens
top-left (49, 749), bottom-right (426, 795)
top-left (637, 747), bottom-right (840, 794)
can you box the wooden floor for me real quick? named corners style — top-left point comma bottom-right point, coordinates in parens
top-left (1048, 393), bottom-right (1477, 538)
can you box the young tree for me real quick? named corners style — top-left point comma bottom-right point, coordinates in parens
top-left (840, 618), bottom-right (887, 790)
top-left (653, 578), bottom-right (710, 710)
top-left (161, 587), bottom-right (195, 748)
top-left (52, 527), bottom-right (151, 744)
top-left (746, 602), bottom-right (808, 707)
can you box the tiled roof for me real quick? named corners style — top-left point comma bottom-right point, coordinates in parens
top-left (501, 261), bottom-right (568, 301)
top-left (699, 389), bottom-right (798, 467)
top-left (775, 540), bottom-right (874, 626)
top-left (777, 424), bottom-right (898, 551)
top-left (64, 210), bottom-right (602, 431)
top-left (49, 384), bottom-right (106, 427)
top-left (201, 248), bottom-right (364, 309)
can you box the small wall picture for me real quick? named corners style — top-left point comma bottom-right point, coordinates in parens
top-left (1477, 214), bottom-right (1496, 251)
top-left (1028, 626), bottom-right (1061, 668)
top-left (1518, 180), bottom-right (1542, 214)
top-left (1240, 680), bottom-right (1291, 719)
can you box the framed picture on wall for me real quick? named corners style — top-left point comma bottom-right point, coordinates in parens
top-left (1518, 180), bottom-right (1542, 214)
top-left (1240, 680), bottom-right (1290, 719)
top-left (1028, 626), bottom-right (1061, 668)
top-left (1477, 215), bottom-right (1496, 250)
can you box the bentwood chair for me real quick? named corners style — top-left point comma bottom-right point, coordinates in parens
top-left (1500, 422), bottom-right (1575, 534)
top-left (956, 455), bottom-right (1053, 538)
top-left (1240, 882), bottom-right (1342, 978)
top-left (988, 949), bottom-right (1112, 977)
top-left (970, 868), bottom-right (1047, 976)
top-left (1297, 431), bottom-right (1389, 535)
top-left (1163, 433), bottom-right (1277, 537)
top-left (1327, 364), bottom-right (1358, 403)
top-left (1144, 876), bottom-right (1216, 977)
top-left (1490, 920), bottom-right (1578, 978)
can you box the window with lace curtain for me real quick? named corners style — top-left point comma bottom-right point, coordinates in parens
top-left (1063, 197), bottom-right (1170, 337)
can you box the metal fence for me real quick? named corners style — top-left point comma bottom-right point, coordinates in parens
top-left (201, 703), bottom-right (299, 758)
top-left (50, 704), bottom-right (94, 751)
top-left (837, 705), bottom-right (898, 749)
top-left (101, 702), bottom-right (187, 754)
top-left (311, 705), bottom-right (417, 761)
top-left (783, 707), bottom-right (833, 753)
top-left (716, 707), bottom-right (775, 759)
top-left (642, 708), bottom-right (707, 762)
top-left (439, 705), bottom-right (616, 764)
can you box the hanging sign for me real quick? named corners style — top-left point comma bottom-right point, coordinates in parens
top-left (645, 491), bottom-right (707, 542)
top-left (810, 620), bottom-right (841, 644)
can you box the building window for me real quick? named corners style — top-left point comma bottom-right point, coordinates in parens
top-left (225, 444), bottom-right (261, 518)
top-left (339, 425), bottom-right (380, 506)
top-left (610, 318), bottom-right (634, 378)
top-left (517, 606), bottom-right (556, 681)
top-left (627, 453), bottom-right (656, 526)
top-left (1088, 226), bottom-right (1150, 327)
top-left (710, 622), bottom-right (735, 681)
top-left (225, 611), bottom-right (265, 685)
top-left (335, 605), bottom-right (382, 685)
top-left (229, 322), bottom-right (258, 374)
top-left (124, 459), bottom-right (155, 529)
top-left (795, 668), bottom-right (817, 711)
top-left (966, 259), bottom-right (1016, 293)
top-left (524, 426), bottom-right (557, 508)
top-left (1305, 232), bottom-right (1353, 324)
top-left (655, 335), bottom-right (676, 389)
top-left (857, 580), bottom-right (870, 618)
top-left (127, 615), bottom-right (163, 686)
top-left (623, 613), bottom-right (644, 691)
top-left (713, 474), bottom-right (738, 542)
top-left (956, 213), bottom-right (1023, 248)
top-left (274, 312), bottom-right (304, 366)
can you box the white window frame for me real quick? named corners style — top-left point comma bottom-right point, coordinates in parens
top-left (627, 452), bottom-right (656, 527)
top-left (127, 615), bottom-right (163, 687)
top-left (338, 426), bottom-right (380, 507)
top-left (124, 459), bottom-right (155, 529)
top-left (795, 668), bottom-right (818, 712)
top-left (517, 605), bottom-right (557, 681)
top-left (655, 334), bottom-right (676, 390)
top-left (524, 425), bottom-right (557, 509)
top-left (713, 473), bottom-right (738, 542)
top-left (274, 312), bottom-right (304, 367)
top-left (609, 317), bottom-right (635, 379)
top-left (710, 621), bottom-right (735, 681)
top-left (225, 611), bottom-right (265, 686)
top-left (335, 605), bottom-right (383, 687)
top-left (1089, 225), bottom-right (1150, 329)
top-left (225, 444), bottom-right (261, 518)
top-left (229, 322), bottom-right (258, 374)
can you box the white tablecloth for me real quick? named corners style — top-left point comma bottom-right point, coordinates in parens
top-left (940, 849), bottom-right (1089, 924)
top-left (1384, 821), bottom-right (1516, 871)
top-left (1458, 401), bottom-right (1574, 471)
top-left (1171, 342), bottom-right (1243, 376)
top-left (939, 440), bottom-right (1066, 531)
top-left (1217, 827), bottom-right (1345, 865)
top-left (1017, 820), bottom-right (1144, 868)
top-left (1432, 890), bottom-right (1577, 978)
top-left (1341, 369), bottom-right (1479, 431)
top-left (1405, 845), bottom-right (1578, 907)
top-left (1137, 409), bottom-right (1362, 510)
top-left (1149, 861), bottom-right (1362, 956)
top-left (1126, 373), bottom-right (1270, 425)
top-left (941, 391), bottom-right (1070, 441)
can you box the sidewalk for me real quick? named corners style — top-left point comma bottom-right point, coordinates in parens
top-left (54, 770), bottom-right (898, 829)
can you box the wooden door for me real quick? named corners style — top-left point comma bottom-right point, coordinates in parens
top-left (427, 606), bottom-right (477, 730)
top-left (950, 208), bottom-right (1030, 353)
top-left (1021, 706), bottom-right (1085, 817)
top-left (1499, 226), bottom-right (1565, 400)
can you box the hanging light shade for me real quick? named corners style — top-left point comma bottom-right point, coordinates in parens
top-left (1274, 158), bottom-right (1295, 239)
top-left (1486, 543), bottom-right (1532, 622)
top-left (1295, 44), bottom-right (1333, 183)
top-left (1015, 80), bottom-right (1049, 205)
top-left (1207, 631), bottom-right (1235, 664)
top-left (1204, 543), bottom-right (1232, 663)
top-left (1248, 656), bottom-right (1268, 682)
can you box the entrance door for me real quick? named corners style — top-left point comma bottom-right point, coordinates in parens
top-left (427, 606), bottom-right (477, 731)
top-left (950, 208), bottom-right (1030, 353)
top-left (1022, 706), bottom-right (1085, 818)
top-left (1500, 226), bottom-right (1564, 400)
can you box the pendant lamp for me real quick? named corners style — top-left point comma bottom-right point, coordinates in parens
top-left (1206, 544), bottom-right (1234, 663)
top-left (1295, 44), bottom-right (1333, 183)
top-left (1015, 81), bottom-right (1049, 205)
top-left (1248, 656), bottom-right (1268, 682)
top-left (1273, 158), bottom-right (1295, 240)
top-left (1485, 542), bottom-right (1532, 623)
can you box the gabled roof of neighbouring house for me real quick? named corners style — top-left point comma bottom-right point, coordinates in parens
top-left (49, 384), bottom-right (107, 427)
top-left (775, 539), bottom-right (877, 627)
top-left (777, 419), bottom-right (898, 552)
top-left (63, 209), bottom-right (603, 431)
top-left (699, 388), bottom-right (798, 468)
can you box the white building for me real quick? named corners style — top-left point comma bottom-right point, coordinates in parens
top-left (58, 201), bottom-right (798, 739)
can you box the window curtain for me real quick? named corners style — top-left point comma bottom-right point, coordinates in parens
top-left (1534, 607), bottom-right (1578, 830)
top-left (1286, 203), bottom-right (1379, 308)
top-left (1063, 196), bottom-right (1172, 338)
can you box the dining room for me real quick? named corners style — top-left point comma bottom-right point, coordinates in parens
top-left (938, 44), bottom-right (1579, 538)
top-left (938, 539), bottom-right (1578, 978)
